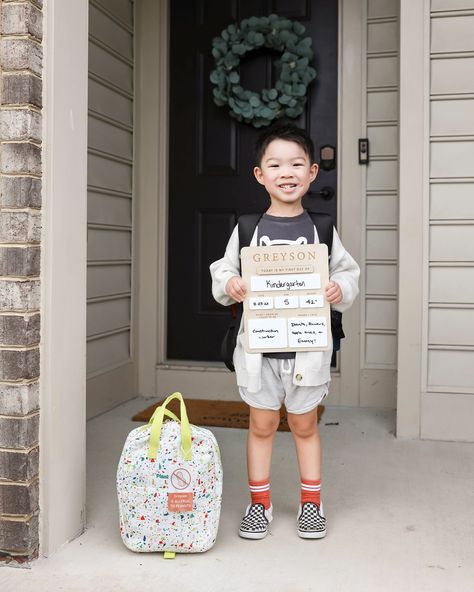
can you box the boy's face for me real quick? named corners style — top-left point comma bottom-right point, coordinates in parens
top-left (253, 139), bottom-right (318, 209)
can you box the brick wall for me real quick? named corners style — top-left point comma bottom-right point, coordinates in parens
top-left (0, 0), bottom-right (42, 563)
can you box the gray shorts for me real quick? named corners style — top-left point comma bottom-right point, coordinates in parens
top-left (239, 357), bottom-right (329, 415)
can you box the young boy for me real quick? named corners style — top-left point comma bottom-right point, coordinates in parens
top-left (210, 123), bottom-right (360, 539)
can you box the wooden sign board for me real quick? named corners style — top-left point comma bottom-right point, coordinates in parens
top-left (241, 244), bottom-right (332, 354)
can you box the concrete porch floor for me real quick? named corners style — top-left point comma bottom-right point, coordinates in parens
top-left (2, 396), bottom-right (474, 592)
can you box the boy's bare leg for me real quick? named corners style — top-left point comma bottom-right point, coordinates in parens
top-left (247, 407), bottom-right (280, 481)
top-left (288, 408), bottom-right (326, 538)
top-left (287, 408), bottom-right (321, 480)
top-left (239, 406), bottom-right (279, 539)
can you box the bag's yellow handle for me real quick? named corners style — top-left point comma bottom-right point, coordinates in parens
top-left (137, 408), bottom-right (179, 434)
top-left (149, 407), bottom-right (180, 424)
top-left (148, 392), bottom-right (192, 461)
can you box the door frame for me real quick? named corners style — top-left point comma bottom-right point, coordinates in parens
top-left (135, 0), bottom-right (364, 405)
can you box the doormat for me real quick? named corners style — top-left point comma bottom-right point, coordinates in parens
top-left (132, 399), bottom-right (325, 432)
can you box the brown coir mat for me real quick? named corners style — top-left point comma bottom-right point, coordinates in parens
top-left (132, 399), bottom-right (324, 432)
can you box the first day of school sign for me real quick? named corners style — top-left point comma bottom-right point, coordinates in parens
top-left (241, 244), bottom-right (332, 354)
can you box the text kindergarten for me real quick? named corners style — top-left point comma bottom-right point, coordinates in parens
top-left (241, 244), bottom-right (332, 354)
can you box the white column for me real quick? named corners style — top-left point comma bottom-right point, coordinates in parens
top-left (396, 0), bottom-right (429, 438)
top-left (40, 0), bottom-right (89, 554)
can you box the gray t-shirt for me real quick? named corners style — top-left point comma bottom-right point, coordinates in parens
top-left (256, 211), bottom-right (315, 359)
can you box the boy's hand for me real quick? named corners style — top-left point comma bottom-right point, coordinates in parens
top-left (325, 280), bottom-right (343, 305)
top-left (226, 276), bottom-right (247, 303)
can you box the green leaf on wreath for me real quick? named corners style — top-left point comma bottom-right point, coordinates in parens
top-left (293, 22), bottom-right (305, 35)
top-left (293, 83), bottom-right (307, 96)
top-left (232, 43), bottom-right (247, 55)
top-left (285, 106), bottom-right (303, 118)
top-left (278, 94), bottom-right (291, 105)
top-left (247, 31), bottom-right (256, 43)
top-left (223, 54), bottom-right (239, 69)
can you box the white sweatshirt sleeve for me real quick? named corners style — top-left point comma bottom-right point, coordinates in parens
top-left (329, 227), bottom-right (360, 313)
top-left (210, 223), bottom-right (360, 312)
top-left (209, 225), bottom-right (241, 307)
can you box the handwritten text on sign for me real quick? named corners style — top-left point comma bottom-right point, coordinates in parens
top-left (250, 273), bottom-right (321, 292)
top-left (248, 318), bottom-right (287, 349)
top-left (241, 244), bottom-right (332, 353)
top-left (288, 317), bottom-right (327, 348)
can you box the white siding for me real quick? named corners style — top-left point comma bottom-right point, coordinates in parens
top-left (364, 0), bottom-right (399, 375)
top-left (428, 2), bottom-right (474, 396)
top-left (87, 1), bottom-right (134, 391)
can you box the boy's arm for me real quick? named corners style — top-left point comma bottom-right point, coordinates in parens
top-left (209, 225), bottom-right (241, 306)
top-left (328, 227), bottom-right (360, 313)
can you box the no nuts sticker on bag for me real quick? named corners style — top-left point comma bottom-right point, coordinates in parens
top-left (168, 467), bottom-right (194, 512)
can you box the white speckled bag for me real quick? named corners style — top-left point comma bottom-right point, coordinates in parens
top-left (117, 392), bottom-right (223, 558)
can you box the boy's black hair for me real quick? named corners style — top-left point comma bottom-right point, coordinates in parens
top-left (254, 121), bottom-right (315, 166)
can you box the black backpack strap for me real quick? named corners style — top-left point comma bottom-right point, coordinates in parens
top-left (237, 213), bottom-right (264, 252)
top-left (306, 210), bottom-right (334, 254)
top-left (220, 213), bottom-right (263, 372)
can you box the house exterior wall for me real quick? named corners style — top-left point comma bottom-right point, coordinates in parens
top-left (0, 0), bottom-right (43, 562)
top-left (1, 0), bottom-right (472, 565)
top-left (398, 0), bottom-right (474, 441)
top-left (423, 0), bottom-right (474, 439)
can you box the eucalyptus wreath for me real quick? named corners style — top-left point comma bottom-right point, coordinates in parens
top-left (210, 14), bottom-right (317, 128)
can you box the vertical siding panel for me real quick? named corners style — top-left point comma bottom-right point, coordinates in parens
top-left (364, 1), bottom-right (399, 372)
top-left (87, 1), bottom-right (134, 382)
top-left (429, 8), bottom-right (474, 395)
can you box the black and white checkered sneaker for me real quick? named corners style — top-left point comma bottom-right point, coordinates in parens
top-left (238, 503), bottom-right (273, 539)
top-left (297, 502), bottom-right (327, 539)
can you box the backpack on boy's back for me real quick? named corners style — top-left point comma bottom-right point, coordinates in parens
top-left (221, 209), bottom-right (345, 371)
top-left (116, 392), bottom-right (223, 559)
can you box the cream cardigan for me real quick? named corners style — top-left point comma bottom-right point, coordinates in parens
top-left (210, 223), bottom-right (360, 393)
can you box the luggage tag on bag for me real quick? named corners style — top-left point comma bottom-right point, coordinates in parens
top-left (168, 466), bottom-right (194, 512)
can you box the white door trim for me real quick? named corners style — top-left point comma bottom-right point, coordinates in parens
top-left (338, 0), bottom-right (364, 407)
top-left (137, 0), bottom-right (363, 406)
top-left (135, 0), bottom-right (169, 397)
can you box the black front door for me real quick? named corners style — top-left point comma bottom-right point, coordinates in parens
top-left (168, 0), bottom-right (338, 361)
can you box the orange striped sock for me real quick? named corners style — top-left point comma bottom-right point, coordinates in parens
top-left (301, 479), bottom-right (321, 506)
top-left (249, 479), bottom-right (271, 509)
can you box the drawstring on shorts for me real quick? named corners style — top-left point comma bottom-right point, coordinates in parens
top-left (280, 358), bottom-right (292, 375)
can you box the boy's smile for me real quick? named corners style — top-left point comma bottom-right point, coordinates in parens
top-left (253, 139), bottom-right (318, 214)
